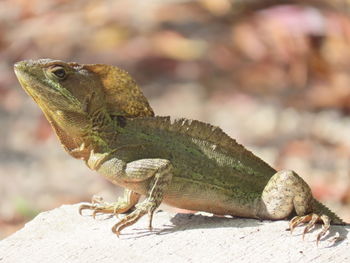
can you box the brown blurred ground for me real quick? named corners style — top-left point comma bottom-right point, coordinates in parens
top-left (1, 0), bottom-right (350, 239)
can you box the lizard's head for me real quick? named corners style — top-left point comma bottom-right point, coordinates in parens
top-left (14, 59), bottom-right (154, 119)
top-left (14, 59), bottom-right (106, 139)
top-left (15, 59), bottom-right (94, 115)
top-left (14, 59), bottom-right (154, 155)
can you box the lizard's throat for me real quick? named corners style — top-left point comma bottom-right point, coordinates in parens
top-left (42, 113), bottom-right (88, 159)
top-left (39, 108), bottom-right (92, 160)
top-left (44, 106), bottom-right (119, 160)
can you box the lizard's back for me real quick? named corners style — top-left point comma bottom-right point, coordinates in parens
top-left (116, 116), bottom-right (277, 216)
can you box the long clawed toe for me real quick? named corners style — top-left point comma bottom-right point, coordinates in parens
top-left (316, 215), bottom-right (330, 245)
top-left (111, 201), bottom-right (156, 236)
top-left (111, 207), bottom-right (154, 237)
top-left (79, 196), bottom-right (121, 219)
top-left (112, 212), bottom-right (142, 237)
top-left (289, 214), bottom-right (330, 244)
top-left (79, 203), bottom-right (114, 218)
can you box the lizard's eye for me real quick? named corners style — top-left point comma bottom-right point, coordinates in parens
top-left (50, 66), bottom-right (67, 80)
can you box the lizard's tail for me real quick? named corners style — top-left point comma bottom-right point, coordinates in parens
top-left (313, 199), bottom-right (345, 225)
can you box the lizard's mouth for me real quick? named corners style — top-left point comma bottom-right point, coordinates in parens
top-left (14, 62), bottom-right (59, 117)
top-left (14, 60), bottom-right (80, 105)
top-left (14, 61), bottom-right (58, 99)
top-left (14, 61), bottom-right (33, 81)
top-left (14, 67), bottom-right (41, 105)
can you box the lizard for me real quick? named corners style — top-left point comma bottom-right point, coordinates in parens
top-left (14, 59), bottom-right (345, 243)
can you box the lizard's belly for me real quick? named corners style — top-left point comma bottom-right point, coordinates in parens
top-left (163, 177), bottom-right (260, 218)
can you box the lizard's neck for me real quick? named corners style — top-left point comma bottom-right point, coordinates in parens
top-left (50, 107), bottom-right (122, 162)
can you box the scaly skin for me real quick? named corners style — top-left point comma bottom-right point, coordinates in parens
top-left (14, 59), bottom-right (344, 243)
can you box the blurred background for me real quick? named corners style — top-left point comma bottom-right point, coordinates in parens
top-left (1, 0), bottom-right (350, 239)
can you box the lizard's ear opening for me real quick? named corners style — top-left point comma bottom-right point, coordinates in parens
top-left (82, 64), bottom-right (154, 118)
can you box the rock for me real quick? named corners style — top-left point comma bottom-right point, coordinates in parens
top-left (0, 204), bottom-right (349, 263)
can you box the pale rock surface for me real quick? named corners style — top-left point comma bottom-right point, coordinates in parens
top-left (0, 204), bottom-right (349, 263)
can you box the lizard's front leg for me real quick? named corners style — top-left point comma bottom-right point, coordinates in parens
top-left (112, 160), bottom-right (173, 235)
top-left (81, 156), bottom-right (173, 236)
top-left (258, 170), bottom-right (343, 243)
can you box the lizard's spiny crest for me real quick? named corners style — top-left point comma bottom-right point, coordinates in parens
top-left (83, 64), bottom-right (154, 118)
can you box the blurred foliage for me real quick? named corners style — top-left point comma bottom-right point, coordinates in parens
top-left (14, 196), bottom-right (39, 219)
top-left (1, 0), bottom-right (350, 110)
top-left (1, 0), bottom-right (350, 238)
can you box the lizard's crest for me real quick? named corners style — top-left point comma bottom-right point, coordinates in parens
top-left (83, 64), bottom-right (154, 118)
top-left (127, 116), bottom-right (276, 178)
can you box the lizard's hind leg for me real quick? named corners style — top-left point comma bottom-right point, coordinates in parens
top-left (259, 170), bottom-right (313, 219)
top-left (258, 170), bottom-right (330, 242)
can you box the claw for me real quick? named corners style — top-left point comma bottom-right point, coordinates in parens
top-left (288, 213), bottom-right (331, 244)
top-left (79, 203), bottom-right (98, 215)
top-left (92, 210), bottom-right (99, 219)
top-left (148, 211), bottom-right (154, 231)
top-left (302, 214), bottom-right (319, 240)
top-left (289, 214), bottom-right (311, 234)
top-left (112, 210), bottom-right (144, 236)
top-left (110, 201), bottom-right (156, 236)
top-left (112, 225), bottom-right (121, 237)
top-left (316, 215), bottom-right (330, 245)
top-left (79, 203), bottom-right (119, 218)
top-left (79, 195), bottom-right (104, 216)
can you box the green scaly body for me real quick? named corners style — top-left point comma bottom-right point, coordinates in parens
top-left (14, 59), bottom-right (344, 241)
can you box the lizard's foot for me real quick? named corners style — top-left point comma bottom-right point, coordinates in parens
top-left (111, 198), bottom-right (156, 236)
top-left (79, 199), bottom-right (123, 219)
top-left (79, 190), bottom-right (141, 219)
top-left (289, 213), bottom-right (330, 244)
